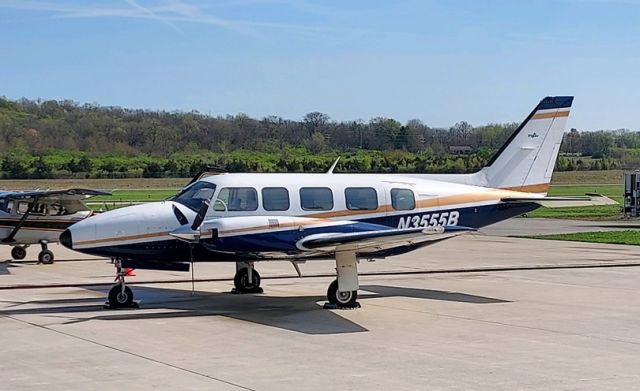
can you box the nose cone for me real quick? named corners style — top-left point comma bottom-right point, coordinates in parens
top-left (59, 229), bottom-right (73, 249)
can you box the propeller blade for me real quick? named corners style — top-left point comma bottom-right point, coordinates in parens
top-left (191, 200), bottom-right (209, 230)
top-left (172, 204), bottom-right (189, 225)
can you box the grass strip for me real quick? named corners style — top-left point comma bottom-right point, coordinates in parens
top-left (520, 230), bottom-right (640, 246)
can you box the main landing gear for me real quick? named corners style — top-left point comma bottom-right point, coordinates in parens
top-left (324, 251), bottom-right (360, 309)
top-left (105, 259), bottom-right (138, 309)
top-left (10, 241), bottom-right (55, 264)
top-left (11, 246), bottom-right (27, 260)
top-left (232, 262), bottom-right (263, 294)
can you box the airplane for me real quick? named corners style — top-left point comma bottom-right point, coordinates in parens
top-left (60, 96), bottom-right (616, 309)
top-left (0, 188), bottom-right (109, 263)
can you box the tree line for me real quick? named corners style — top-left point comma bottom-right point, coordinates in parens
top-left (0, 97), bottom-right (635, 179)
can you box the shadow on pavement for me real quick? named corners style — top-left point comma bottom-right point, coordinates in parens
top-left (0, 284), bottom-right (509, 335)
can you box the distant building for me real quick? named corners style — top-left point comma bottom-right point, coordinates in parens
top-left (449, 145), bottom-right (472, 155)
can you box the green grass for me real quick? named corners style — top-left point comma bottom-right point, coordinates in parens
top-left (526, 184), bottom-right (623, 220)
top-left (90, 189), bottom-right (178, 202)
top-left (86, 189), bottom-right (179, 209)
top-left (550, 170), bottom-right (622, 185)
top-left (522, 230), bottom-right (640, 246)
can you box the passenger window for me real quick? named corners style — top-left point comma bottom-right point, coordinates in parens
top-left (391, 188), bottom-right (415, 211)
top-left (345, 187), bottom-right (378, 210)
top-left (262, 187), bottom-right (289, 211)
top-left (216, 187), bottom-right (258, 211)
top-left (300, 187), bottom-right (333, 211)
top-left (17, 202), bottom-right (30, 214)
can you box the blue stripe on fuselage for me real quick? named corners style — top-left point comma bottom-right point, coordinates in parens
top-left (78, 202), bottom-right (538, 262)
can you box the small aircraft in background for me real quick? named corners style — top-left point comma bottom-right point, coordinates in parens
top-left (0, 188), bottom-right (109, 263)
top-left (61, 96), bottom-right (616, 309)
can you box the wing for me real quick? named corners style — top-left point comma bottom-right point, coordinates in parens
top-left (296, 225), bottom-right (473, 253)
top-left (1, 188), bottom-right (110, 201)
top-left (501, 194), bottom-right (617, 208)
top-left (0, 188), bottom-right (111, 214)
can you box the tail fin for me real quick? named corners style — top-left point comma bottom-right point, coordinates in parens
top-left (478, 96), bottom-right (573, 194)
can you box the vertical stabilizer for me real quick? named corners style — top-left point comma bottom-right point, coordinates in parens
top-left (478, 96), bottom-right (573, 194)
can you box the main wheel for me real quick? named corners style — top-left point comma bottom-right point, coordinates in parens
top-left (38, 250), bottom-right (54, 264)
top-left (11, 246), bottom-right (27, 260)
top-left (233, 268), bottom-right (261, 293)
top-left (108, 285), bottom-right (133, 308)
top-left (327, 280), bottom-right (358, 308)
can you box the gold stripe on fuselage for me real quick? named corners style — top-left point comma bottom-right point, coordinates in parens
top-left (75, 231), bottom-right (171, 246)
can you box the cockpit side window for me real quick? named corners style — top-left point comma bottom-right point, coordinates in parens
top-left (17, 201), bottom-right (47, 215)
top-left (216, 187), bottom-right (258, 212)
top-left (172, 181), bottom-right (217, 211)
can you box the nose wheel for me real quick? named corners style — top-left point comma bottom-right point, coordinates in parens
top-left (38, 241), bottom-right (54, 264)
top-left (105, 259), bottom-right (139, 309)
top-left (108, 285), bottom-right (133, 308)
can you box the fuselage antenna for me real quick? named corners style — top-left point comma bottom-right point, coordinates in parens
top-left (326, 157), bottom-right (341, 174)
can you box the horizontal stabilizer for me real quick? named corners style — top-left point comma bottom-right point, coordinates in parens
top-left (501, 194), bottom-right (618, 208)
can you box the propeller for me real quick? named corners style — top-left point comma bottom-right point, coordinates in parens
top-left (191, 200), bottom-right (209, 230)
top-left (169, 200), bottom-right (210, 243)
top-left (172, 204), bottom-right (188, 225)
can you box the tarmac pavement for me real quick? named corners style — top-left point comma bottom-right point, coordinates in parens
top-left (1, 218), bottom-right (639, 390)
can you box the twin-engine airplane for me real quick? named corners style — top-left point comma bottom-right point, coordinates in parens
top-left (0, 188), bottom-right (109, 263)
top-left (61, 96), bottom-right (615, 309)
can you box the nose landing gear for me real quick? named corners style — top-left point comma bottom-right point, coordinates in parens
top-left (105, 259), bottom-right (139, 309)
top-left (37, 240), bottom-right (54, 264)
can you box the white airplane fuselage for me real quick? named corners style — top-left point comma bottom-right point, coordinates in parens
top-left (61, 173), bottom-right (543, 262)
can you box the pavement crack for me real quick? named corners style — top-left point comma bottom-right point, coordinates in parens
top-left (2, 314), bottom-right (257, 391)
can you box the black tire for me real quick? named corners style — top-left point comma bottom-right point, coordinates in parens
top-left (327, 280), bottom-right (358, 308)
top-left (108, 285), bottom-right (133, 308)
top-left (11, 246), bottom-right (27, 260)
top-left (38, 250), bottom-right (54, 264)
top-left (233, 268), bottom-right (261, 293)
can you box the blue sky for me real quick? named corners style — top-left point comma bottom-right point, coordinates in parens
top-left (0, 0), bottom-right (638, 130)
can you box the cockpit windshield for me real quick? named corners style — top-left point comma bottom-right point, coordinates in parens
top-left (171, 181), bottom-right (216, 211)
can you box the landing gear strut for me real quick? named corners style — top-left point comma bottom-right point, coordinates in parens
top-left (37, 240), bottom-right (54, 264)
top-left (105, 259), bottom-right (138, 309)
top-left (324, 251), bottom-right (360, 309)
top-left (11, 246), bottom-right (27, 260)
top-left (232, 262), bottom-right (263, 293)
